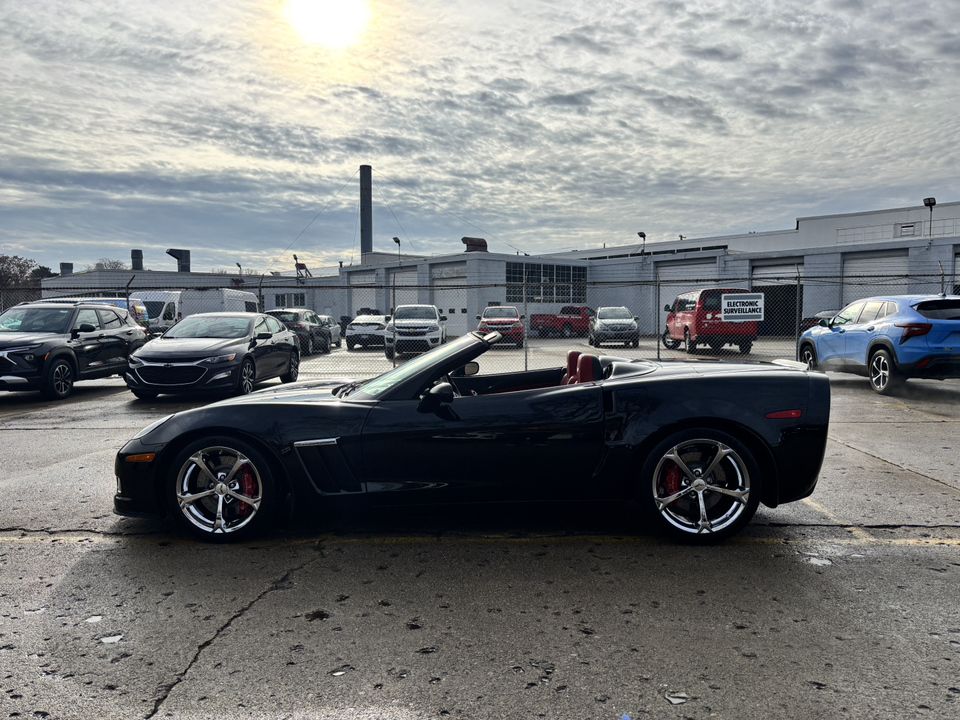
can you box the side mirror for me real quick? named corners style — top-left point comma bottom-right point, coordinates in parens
top-left (462, 361), bottom-right (479, 376)
top-left (384, 315), bottom-right (391, 322)
top-left (520, 314), bottom-right (525, 320)
top-left (256, 332), bottom-right (272, 341)
top-left (71, 323), bottom-right (97, 338)
top-left (818, 318), bottom-right (829, 327)
top-left (664, 305), bottom-right (672, 312)
top-left (476, 315), bottom-right (482, 320)
top-left (440, 315), bottom-right (448, 322)
top-left (418, 382), bottom-right (455, 413)
top-left (634, 316), bottom-right (639, 321)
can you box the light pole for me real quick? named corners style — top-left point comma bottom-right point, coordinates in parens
top-left (393, 237), bottom-right (401, 266)
top-left (924, 197), bottom-right (936, 239)
top-left (391, 237), bottom-right (400, 367)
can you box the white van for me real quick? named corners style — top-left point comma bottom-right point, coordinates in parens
top-left (131, 290), bottom-right (182, 331)
top-left (179, 288), bottom-right (259, 316)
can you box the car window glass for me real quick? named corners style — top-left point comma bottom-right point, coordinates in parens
top-left (74, 309), bottom-right (101, 330)
top-left (884, 301), bottom-right (898, 317)
top-left (267, 316), bottom-right (286, 333)
top-left (254, 317), bottom-right (269, 335)
top-left (833, 302), bottom-right (865, 326)
top-left (857, 301), bottom-right (884, 324)
top-left (98, 309), bottom-right (123, 329)
top-left (703, 293), bottom-right (722, 312)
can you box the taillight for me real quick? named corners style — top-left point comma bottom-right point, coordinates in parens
top-left (895, 323), bottom-right (932, 344)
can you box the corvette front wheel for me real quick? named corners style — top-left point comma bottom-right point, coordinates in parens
top-left (639, 429), bottom-right (761, 543)
top-left (167, 437), bottom-right (276, 542)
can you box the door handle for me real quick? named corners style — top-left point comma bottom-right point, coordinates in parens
top-left (866, 326), bottom-right (875, 332)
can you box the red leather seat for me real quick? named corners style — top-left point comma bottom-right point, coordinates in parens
top-left (574, 353), bottom-right (601, 383)
top-left (560, 350), bottom-right (581, 385)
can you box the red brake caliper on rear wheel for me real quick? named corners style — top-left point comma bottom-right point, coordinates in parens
top-left (662, 461), bottom-right (680, 499)
top-left (237, 466), bottom-right (256, 517)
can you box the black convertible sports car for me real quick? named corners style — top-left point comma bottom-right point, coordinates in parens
top-left (115, 331), bottom-right (830, 543)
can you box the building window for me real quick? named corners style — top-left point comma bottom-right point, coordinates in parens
top-left (275, 294), bottom-right (286, 307)
top-left (505, 262), bottom-right (586, 304)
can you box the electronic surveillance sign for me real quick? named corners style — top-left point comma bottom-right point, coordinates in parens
top-left (721, 293), bottom-right (764, 322)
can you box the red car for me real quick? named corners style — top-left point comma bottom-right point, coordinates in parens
top-left (477, 306), bottom-right (525, 347)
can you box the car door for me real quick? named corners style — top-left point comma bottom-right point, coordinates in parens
top-left (359, 383), bottom-right (606, 504)
top-left (96, 308), bottom-right (134, 371)
top-left (816, 301), bottom-right (865, 369)
top-left (842, 300), bottom-right (885, 369)
top-left (70, 308), bottom-right (106, 377)
top-left (251, 316), bottom-right (280, 378)
top-left (264, 315), bottom-right (292, 376)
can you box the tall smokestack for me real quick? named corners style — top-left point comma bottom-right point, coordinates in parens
top-left (131, 249), bottom-right (143, 271)
top-left (166, 248), bottom-right (191, 273)
top-left (360, 164), bottom-right (372, 256)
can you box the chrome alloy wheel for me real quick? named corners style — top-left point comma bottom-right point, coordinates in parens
top-left (51, 361), bottom-right (73, 397)
top-left (175, 446), bottom-right (263, 535)
top-left (869, 351), bottom-right (892, 393)
top-left (651, 438), bottom-right (751, 536)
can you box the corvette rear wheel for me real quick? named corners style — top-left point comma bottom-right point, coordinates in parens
top-left (168, 438), bottom-right (276, 541)
top-left (640, 429), bottom-right (761, 543)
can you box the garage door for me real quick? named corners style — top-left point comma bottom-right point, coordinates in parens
top-left (388, 269), bottom-right (419, 310)
top-left (842, 253), bottom-right (909, 305)
top-left (656, 261), bottom-right (719, 328)
top-left (752, 263), bottom-right (803, 336)
top-left (433, 276), bottom-right (468, 337)
top-left (349, 272), bottom-right (377, 317)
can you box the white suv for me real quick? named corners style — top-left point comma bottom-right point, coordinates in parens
top-left (385, 305), bottom-right (446, 359)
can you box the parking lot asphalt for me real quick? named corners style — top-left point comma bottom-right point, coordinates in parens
top-left (1, 361), bottom-right (959, 720)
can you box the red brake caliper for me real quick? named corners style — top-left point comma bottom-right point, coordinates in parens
top-left (663, 462), bottom-right (680, 499)
top-left (237, 466), bottom-right (257, 516)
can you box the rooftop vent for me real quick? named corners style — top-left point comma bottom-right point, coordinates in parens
top-left (461, 237), bottom-right (488, 252)
top-left (131, 249), bottom-right (143, 271)
top-left (166, 248), bottom-right (191, 273)
top-left (59, 263), bottom-right (73, 276)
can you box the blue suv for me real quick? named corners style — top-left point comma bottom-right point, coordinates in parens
top-left (797, 295), bottom-right (960, 394)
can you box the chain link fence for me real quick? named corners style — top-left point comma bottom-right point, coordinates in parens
top-left (3, 272), bottom-right (957, 385)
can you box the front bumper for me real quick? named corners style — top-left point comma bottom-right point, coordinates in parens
top-left (125, 359), bottom-right (241, 394)
top-left (594, 329), bottom-right (638, 344)
top-left (385, 333), bottom-right (443, 354)
top-left (114, 437), bottom-right (166, 517)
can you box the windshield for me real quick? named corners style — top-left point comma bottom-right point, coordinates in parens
top-left (0, 307), bottom-right (72, 334)
top-left (353, 334), bottom-right (479, 398)
top-left (395, 306), bottom-right (438, 320)
top-left (164, 315), bottom-right (251, 339)
top-left (140, 301), bottom-right (166, 318)
top-left (482, 307), bottom-right (519, 319)
top-left (598, 307), bottom-right (632, 320)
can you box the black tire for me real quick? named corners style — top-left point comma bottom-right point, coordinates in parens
top-left (738, 340), bottom-right (752, 355)
top-left (639, 428), bottom-right (761, 543)
top-left (516, 339), bottom-right (524, 348)
top-left (661, 328), bottom-right (681, 350)
top-left (869, 348), bottom-right (903, 395)
top-left (131, 389), bottom-right (159, 401)
top-left (41, 358), bottom-right (74, 400)
top-left (237, 358), bottom-right (256, 395)
top-left (684, 329), bottom-right (696, 354)
top-left (799, 343), bottom-right (817, 369)
top-left (632, 338), bottom-right (640, 348)
top-left (347, 339), bottom-right (355, 350)
top-left (167, 436), bottom-right (277, 541)
top-left (709, 341), bottom-right (723, 352)
top-left (562, 324), bottom-right (574, 339)
top-left (336, 337), bottom-right (342, 348)
top-left (385, 347), bottom-right (395, 360)
top-left (280, 351), bottom-right (299, 383)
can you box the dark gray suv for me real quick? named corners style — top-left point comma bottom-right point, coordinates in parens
top-left (0, 302), bottom-right (148, 399)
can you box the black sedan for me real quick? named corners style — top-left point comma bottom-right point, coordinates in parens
top-left (124, 312), bottom-right (299, 400)
top-left (115, 331), bottom-right (830, 543)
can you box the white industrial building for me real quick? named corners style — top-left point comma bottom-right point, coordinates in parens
top-left (42, 199), bottom-right (960, 338)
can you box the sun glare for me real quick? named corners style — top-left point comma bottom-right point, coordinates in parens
top-left (284, 0), bottom-right (372, 50)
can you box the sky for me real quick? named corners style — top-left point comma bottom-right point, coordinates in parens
top-left (2, 0), bottom-right (959, 276)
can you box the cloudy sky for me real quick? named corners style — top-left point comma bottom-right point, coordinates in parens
top-left (2, 0), bottom-right (959, 275)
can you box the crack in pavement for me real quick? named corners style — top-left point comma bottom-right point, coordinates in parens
top-left (826, 435), bottom-right (959, 491)
top-left (144, 555), bottom-right (320, 719)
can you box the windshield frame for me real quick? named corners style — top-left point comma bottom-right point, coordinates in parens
top-left (162, 314), bottom-right (253, 339)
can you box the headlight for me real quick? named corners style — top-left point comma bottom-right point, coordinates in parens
top-left (513, 322), bottom-right (523, 329)
top-left (132, 413), bottom-right (174, 440)
top-left (385, 323), bottom-right (395, 332)
top-left (201, 353), bottom-right (237, 365)
top-left (128, 355), bottom-right (144, 366)
top-left (5, 345), bottom-right (41, 352)
top-left (427, 324), bottom-right (440, 333)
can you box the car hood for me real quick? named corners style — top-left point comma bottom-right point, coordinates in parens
top-left (207, 378), bottom-right (356, 406)
top-left (393, 318), bottom-right (439, 325)
top-left (0, 332), bottom-right (64, 347)
top-left (135, 336), bottom-right (248, 360)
